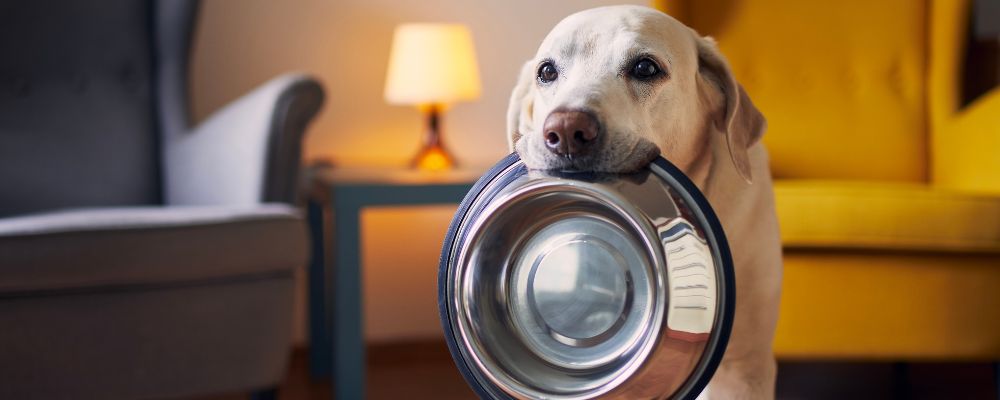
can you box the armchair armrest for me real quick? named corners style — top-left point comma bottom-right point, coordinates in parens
top-left (933, 87), bottom-right (1000, 194)
top-left (164, 73), bottom-right (324, 206)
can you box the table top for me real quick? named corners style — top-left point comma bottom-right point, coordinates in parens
top-left (305, 163), bottom-right (489, 206)
top-left (307, 164), bottom-right (489, 187)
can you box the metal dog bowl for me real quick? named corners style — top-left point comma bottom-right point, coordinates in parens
top-left (438, 154), bottom-right (734, 399)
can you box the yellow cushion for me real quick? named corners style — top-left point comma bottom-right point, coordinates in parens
top-left (661, 0), bottom-right (929, 181)
top-left (775, 180), bottom-right (1000, 253)
top-left (776, 251), bottom-right (1000, 360)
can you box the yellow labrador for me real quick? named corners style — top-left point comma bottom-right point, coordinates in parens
top-left (507, 5), bottom-right (782, 399)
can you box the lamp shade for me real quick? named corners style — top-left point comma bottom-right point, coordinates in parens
top-left (384, 23), bottom-right (482, 105)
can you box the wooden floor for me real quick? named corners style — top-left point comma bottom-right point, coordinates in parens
top-left (201, 341), bottom-right (474, 400)
top-left (202, 341), bottom-right (997, 400)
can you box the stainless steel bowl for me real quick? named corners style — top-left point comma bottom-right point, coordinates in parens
top-left (438, 154), bottom-right (734, 400)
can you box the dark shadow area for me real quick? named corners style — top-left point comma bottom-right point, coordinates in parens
top-left (777, 361), bottom-right (997, 400)
top-left (964, 0), bottom-right (1000, 106)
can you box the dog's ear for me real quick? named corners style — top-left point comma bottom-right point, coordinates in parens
top-left (695, 35), bottom-right (766, 183)
top-left (506, 60), bottom-right (536, 151)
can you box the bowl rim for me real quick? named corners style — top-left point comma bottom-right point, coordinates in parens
top-left (437, 153), bottom-right (735, 400)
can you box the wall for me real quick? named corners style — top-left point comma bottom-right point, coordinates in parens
top-left (192, 0), bottom-right (645, 344)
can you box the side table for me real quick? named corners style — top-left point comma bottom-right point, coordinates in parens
top-left (305, 165), bottom-right (481, 399)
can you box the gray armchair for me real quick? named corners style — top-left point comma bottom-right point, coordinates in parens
top-left (0, 1), bottom-right (324, 399)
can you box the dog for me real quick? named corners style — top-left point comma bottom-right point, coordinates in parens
top-left (506, 5), bottom-right (783, 399)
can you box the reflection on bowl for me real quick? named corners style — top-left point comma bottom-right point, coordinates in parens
top-left (438, 154), bottom-right (734, 399)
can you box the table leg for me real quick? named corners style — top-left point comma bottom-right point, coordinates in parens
top-left (307, 200), bottom-right (331, 378)
top-left (332, 197), bottom-right (364, 399)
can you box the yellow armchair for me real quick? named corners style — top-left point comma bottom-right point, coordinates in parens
top-left (656, 0), bottom-right (1000, 360)
top-left (930, 0), bottom-right (1000, 195)
top-left (935, 88), bottom-right (1000, 195)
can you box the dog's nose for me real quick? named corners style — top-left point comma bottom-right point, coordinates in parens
top-left (542, 110), bottom-right (599, 157)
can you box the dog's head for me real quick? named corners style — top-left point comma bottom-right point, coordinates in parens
top-left (507, 5), bottom-right (765, 182)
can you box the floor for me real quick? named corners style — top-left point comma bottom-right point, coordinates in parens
top-left (202, 341), bottom-right (997, 400)
top-left (201, 341), bottom-right (474, 400)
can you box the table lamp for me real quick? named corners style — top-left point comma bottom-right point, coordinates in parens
top-left (384, 23), bottom-right (481, 170)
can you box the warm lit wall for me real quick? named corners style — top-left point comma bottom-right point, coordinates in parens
top-left (192, 0), bottom-right (644, 344)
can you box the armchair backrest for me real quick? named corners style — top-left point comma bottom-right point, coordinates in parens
top-left (0, 0), bottom-right (197, 217)
top-left (657, 0), bottom-right (970, 183)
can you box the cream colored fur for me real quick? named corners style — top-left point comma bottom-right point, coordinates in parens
top-left (507, 5), bottom-right (782, 399)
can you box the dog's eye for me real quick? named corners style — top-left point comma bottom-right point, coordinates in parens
top-left (630, 58), bottom-right (661, 80)
top-left (537, 62), bottom-right (558, 83)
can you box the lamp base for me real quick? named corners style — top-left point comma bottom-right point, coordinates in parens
top-left (411, 104), bottom-right (456, 171)
top-left (411, 142), bottom-right (456, 171)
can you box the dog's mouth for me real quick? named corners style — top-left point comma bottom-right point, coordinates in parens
top-left (530, 140), bottom-right (661, 174)
top-left (545, 153), bottom-right (603, 173)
